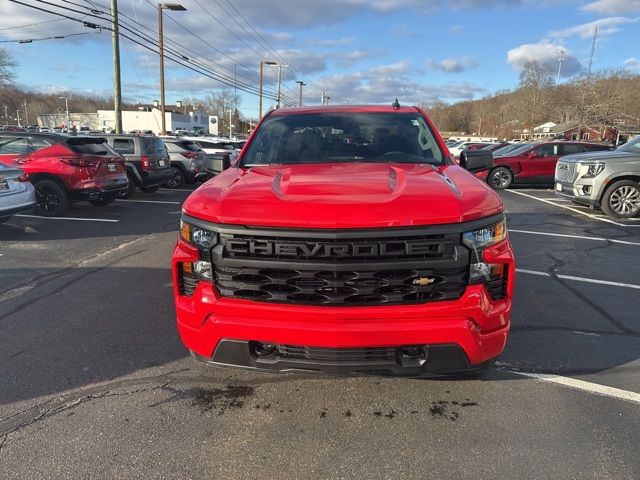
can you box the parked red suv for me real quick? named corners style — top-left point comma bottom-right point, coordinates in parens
top-left (486, 141), bottom-right (613, 189)
top-left (0, 133), bottom-right (128, 216)
top-left (172, 105), bottom-right (515, 376)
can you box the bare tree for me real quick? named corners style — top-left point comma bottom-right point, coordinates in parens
top-left (0, 47), bottom-right (17, 86)
top-left (514, 61), bottom-right (554, 139)
top-left (203, 89), bottom-right (241, 136)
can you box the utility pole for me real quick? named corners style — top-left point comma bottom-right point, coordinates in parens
top-left (23, 100), bottom-right (29, 126)
top-left (158, 3), bottom-right (187, 135)
top-left (325, 96), bottom-right (331, 105)
top-left (3, 105), bottom-right (8, 126)
top-left (321, 91), bottom-right (325, 105)
top-left (111, 0), bottom-right (123, 133)
top-left (59, 97), bottom-right (70, 131)
top-left (229, 108), bottom-right (233, 138)
top-left (274, 64), bottom-right (288, 109)
top-left (16, 110), bottom-right (21, 128)
top-left (296, 80), bottom-right (306, 107)
top-left (588, 25), bottom-right (598, 75)
top-left (556, 48), bottom-right (564, 86)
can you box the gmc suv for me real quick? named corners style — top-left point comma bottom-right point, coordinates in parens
top-left (555, 136), bottom-right (640, 218)
top-left (172, 105), bottom-right (515, 376)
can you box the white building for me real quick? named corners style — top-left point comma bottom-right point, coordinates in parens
top-left (98, 101), bottom-right (213, 134)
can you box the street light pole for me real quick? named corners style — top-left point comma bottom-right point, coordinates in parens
top-left (274, 64), bottom-right (289, 108)
top-left (158, 3), bottom-right (186, 135)
top-left (16, 110), bottom-right (21, 128)
top-left (259, 60), bottom-right (276, 118)
top-left (23, 100), bottom-right (28, 126)
top-left (2, 105), bottom-right (8, 126)
top-left (296, 81), bottom-right (306, 107)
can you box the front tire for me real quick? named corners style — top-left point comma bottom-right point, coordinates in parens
top-left (165, 166), bottom-right (186, 189)
top-left (601, 180), bottom-right (640, 218)
top-left (488, 167), bottom-right (513, 190)
top-left (35, 179), bottom-right (69, 217)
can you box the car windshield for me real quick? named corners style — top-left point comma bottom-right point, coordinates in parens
top-left (172, 140), bottom-right (201, 152)
top-left (617, 136), bottom-right (640, 153)
top-left (66, 137), bottom-right (115, 155)
top-left (141, 137), bottom-right (166, 154)
top-left (499, 143), bottom-right (533, 157)
top-left (492, 143), bottom-right (523, 156)
top-left (242, 112), bottom-right (444, 166)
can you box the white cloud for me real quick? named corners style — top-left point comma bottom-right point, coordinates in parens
top-left (305, 37), bottom-right (357, 47)
top-left (547, 16), bottom-right (639, 40)
top-left (448, 25), bottom-right (465, 35)
top-left (314, 61), bottom-right (486, 105)
top-left (428, 57), bottom-right (478, 73)
top-left (507, 43), bottom-right (583, 77)
top-left (623, 57), bottom-right (640, 70)
top-left (337, 50), bottom-right (383, 67)
top-left (581, 0), bottom-right (640, 15)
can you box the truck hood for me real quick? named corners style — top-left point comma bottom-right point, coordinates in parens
top-left (559, 150), bottom-right (637, 163)
top-left (182, 163), bottom-right (503, 229)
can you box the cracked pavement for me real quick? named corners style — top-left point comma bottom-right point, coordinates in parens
top-left (0, 186), bottom-right (639, 479)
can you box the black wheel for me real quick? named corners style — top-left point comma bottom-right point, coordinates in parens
top-left (35, 179), bottom-right (69, 217)
top-left (89, 196), bottom-right (116, 207)
top-left (488, 167), bottom-right (513, 190)
top-left (165, 166), bottom-right (186, 189)
top-left (601, 180), bottom-right (640, 218)
top-left (117, 173), bottom-right (136, 199)
top-left (140, 185), bottom-right (160, 193)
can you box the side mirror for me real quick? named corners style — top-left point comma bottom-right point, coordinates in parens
top-left (528, 151), bottom-right (537, 158)
top-left (459, 150), bottom-right (493, 173)
top-left (221, 153), bottom-right (231, 170)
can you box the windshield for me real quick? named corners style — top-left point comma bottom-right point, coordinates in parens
top-left (242, 112), bottom-right (444, 166)
top-left (493, 143), bottom-right (523, 156)
top-left (617, 136), bottom-right (640, 153)
top-left (499, 143), bottom-right (533, 157)
top-left (66, 137), bottom-right (115, 156)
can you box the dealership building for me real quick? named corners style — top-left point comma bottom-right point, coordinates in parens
top-left (38, 101), bottom-right (218, 135)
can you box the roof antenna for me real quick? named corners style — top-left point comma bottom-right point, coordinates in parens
top-left (392, 98), bottom-right (401, 110)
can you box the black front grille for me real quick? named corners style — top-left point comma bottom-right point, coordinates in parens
top-left (215, 264), bottom-right (468, 305)
top-left (276, 345), bottom-right (397, 363)
top-left (201, 223), bottom-right (475, 306)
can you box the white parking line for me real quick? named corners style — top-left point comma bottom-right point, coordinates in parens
top-left (516, 268), bottom-right (640, 290)
top-left (509, 229), bottom-right (640, 246)
top-left (505, 189), bottom-right (624, 226)
top-left (14, 214), bottom-right (118, 223)
top-left (498, 365), bottom-right (640, 405)
top-left (159, 188), bottom-right (195, 192)
top-left (116, 199), bottom-right (181, 205)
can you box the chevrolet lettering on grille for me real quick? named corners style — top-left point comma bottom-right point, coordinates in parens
top-left (225, 239), bottom-right (441, 257)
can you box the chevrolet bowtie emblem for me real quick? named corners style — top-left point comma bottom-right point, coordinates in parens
top-left (413, 277), bottom-right (436, 286)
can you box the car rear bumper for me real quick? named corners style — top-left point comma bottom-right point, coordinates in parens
top-left (0, 183), bottom-right (36, 218)
top-left (141, 169), bottom-right (173, 187)
top-left (69, 176), bottom-right (129, 200)
top-left (0, 201), bottom-right (37, 218)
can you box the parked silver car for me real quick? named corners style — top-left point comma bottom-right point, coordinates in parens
top-left (0, 164), bottom-right (36, 223)
top-left (555, 136), bottom-right (640, 218)
top-left (160, 138), bottom-right (208, 188)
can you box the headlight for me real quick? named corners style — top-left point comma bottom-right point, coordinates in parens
top-left (463, 221), bottom-right (506, 250)
top-left (578, 162), bottom-right (605, 178)
top-left (180, 220), bottom-right (218, 249)
top-left (463, 220), bottom-right (508, 286)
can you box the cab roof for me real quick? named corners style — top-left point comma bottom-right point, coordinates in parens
top-left (268, 104), bottom-right (422, 116)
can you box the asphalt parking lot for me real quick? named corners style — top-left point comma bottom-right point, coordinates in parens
top-left (1, 186), bottom-right (639, 479)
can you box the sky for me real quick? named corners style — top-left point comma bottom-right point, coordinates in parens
top-left (0, 0), bottom-right (639, 118)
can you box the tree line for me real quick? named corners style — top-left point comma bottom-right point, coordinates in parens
top-left (422, 62), bottom-right (640, 140)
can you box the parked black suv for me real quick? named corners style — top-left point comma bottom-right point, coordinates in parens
top-left (104, 135), bottom-right (172, 198)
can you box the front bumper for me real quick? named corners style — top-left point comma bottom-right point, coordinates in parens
top-left (173, 233), bottom-right (513, 375)
top-left (554, 179), bottom-right (598, 207)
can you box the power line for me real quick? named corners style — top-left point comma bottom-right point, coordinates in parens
top-left (0, 31), bottom-right (101, 43)
top-left (0, 18), bottom-right (65, 31)
top-left (9, 0), bottom-right (295, 105)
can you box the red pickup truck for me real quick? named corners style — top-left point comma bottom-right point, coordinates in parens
top-left (172, 105), bottom-right (515, 376)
